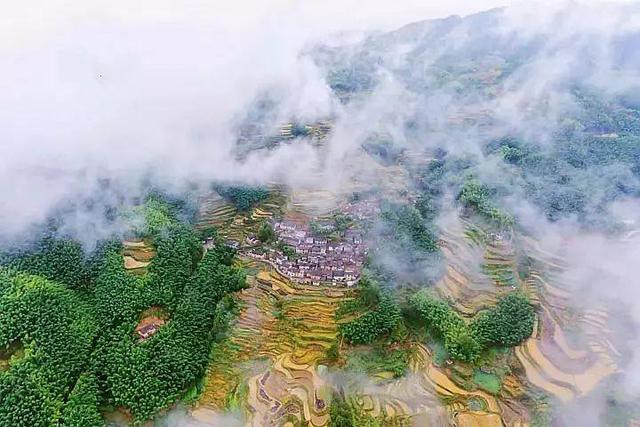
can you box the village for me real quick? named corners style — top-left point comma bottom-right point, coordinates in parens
top-left (245, 198), bottom-right (379, 287)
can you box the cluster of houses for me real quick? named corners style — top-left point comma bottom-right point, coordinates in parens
top-left (197, 196), bottom-right (380, 287)
top-left (246, 219), bottom-right (369, 287)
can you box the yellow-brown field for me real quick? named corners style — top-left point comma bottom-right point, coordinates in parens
top-left (122, 238), bottom-right (155, 275)
top-left (199, 257), bottom-right (346, 426)
top-left (192, 188), bottom-right (624, 427)
top-left (195, 189), bottom-right (287, 243)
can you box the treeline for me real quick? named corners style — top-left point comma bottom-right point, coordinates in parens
top-left (371, 197), bottom-right (442, 284)
top-left (409, 291), bottom-right (534, 362)
top-left (0, 270), bottom-right (97, 426)
top-left (92, 243), bottom-right (244, 421)
top-left (458, 179), bottom-right (514, 227)
top-left (416, 155), bottom-right (514, 229)
top-left (214, 184), bottom-right (269, 211)
top-left (4, 237), bottom-right (91, 291)
top-left (489, 129), bottom-right (640, 225)
top-left (0, 195), bottom-right (246, 425)
top-left (381, 204), bottom-right (439, 253)
top-left (338, 278), bottom-right (534, 364)
top-left (413, 112), bottom-right (640, 230)
top-left (338, 277), bottom-right (401, 345)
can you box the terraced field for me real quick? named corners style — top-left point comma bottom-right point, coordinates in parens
top-left (122, 238), bottom-right (155, 275)
top-left (435, 217), bottom-right (510, 317)
top-left (368, 214), bottom-right (622, 426)
top-left (192, 187), bottom-right (625, 426)
top-left (338, 216), bottom-right (529, 426)
top-left (195, 188), bottom-right (287, 243)
top-left (199, 257), bottom-right (348, 426)
top-left (195, 210), bottom-right (529, 426)
top-left (514, 239), bottom-right (621, 404)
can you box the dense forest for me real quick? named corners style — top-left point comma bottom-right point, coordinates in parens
top-left (338, 278), bottom-right (534, 364)
top-left (215, 185), bottom-right (270, 212)
top-left (0, 196), bottom-right (246, 426)
top-left (316, 8), bottom-right (640, 233)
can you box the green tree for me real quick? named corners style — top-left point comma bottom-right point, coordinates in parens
top-left (198, 226), bottom-right (218, 242)
top-left (7, 237), bottom-right (90, 291)
top-left (62, 373), bottom-right (103, 427)
top-left (340, 295), bottom-right (401, 345)
top-left (257, 222), bottom-right (276, 243)
top-left (409, 291), bottom-right (480, 362)
top-left (329, 394), bottom-right (354, 427)
top-left (0, 269), bottom-right (97, 427)
top-left (216, 185), bottom-right (269, 211)
top-left (471, 293), bottom-right (535, 347)
top-left (444, 324), bottom-right (481, 363)
top-left (458, 178), bottom-right (514, 227)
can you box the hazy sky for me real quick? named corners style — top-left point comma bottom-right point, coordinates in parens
top-left (3, 0), bottom-right (524, 237)
top-left (5, 0), bottom-right (636, 42)
top-left (3, 0), bottom-right (514, 43)
top-left (0, 0), bottom-right (637, 240)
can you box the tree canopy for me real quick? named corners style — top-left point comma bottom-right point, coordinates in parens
top-left (339, 278), bottom-right (401, 345)
top-left (215, 185), bottom-right (269, 211)
top-left (471, 293), bottom-right (535, 347)
top-left (410, 291), bottom-right (535, 363)
top-left (0, 196), bottom-right (246, 426)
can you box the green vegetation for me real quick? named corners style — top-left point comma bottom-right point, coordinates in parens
top-left (362, 135), bottom-right (404, 166)
top-left (336, 276), bottom-right (380, 317)
top-left (197, 226), bottom-right (218, 242)
top-left (337, 278), bottom-right (411, 380)
top-left (339, 278), bottom-right (401, 345)
top-left (257, 222), bottom-right (276, 243)
top-left (325, 342), bottom-right (340, 363)
top-left (0, 196), bottom-right (246, 426)
top-left (327, 66), bottom-right (376, 95)
top-left (0, 269), bottom-right (97, 426)
top-left (346, 346), bottom-right (410, 379)
top-left (409, 291), bottom-right (481, 362)
top-left (472, 370), bottom-right (502, 394)
top-left (381, 204), bottom-right (439, 253)
top-left (340, 296), bottom-right (400, 345)
top-left (310, 220), bottom-right (333, 237)
top-left (458, 178), bottom-right (514, 227)
top-left (92, 232), bottom-right (244, 422)
top-left (409, 291), bottom-right (534, 363)
top-left (6, 237), bottom-right (90, 291)
top-left (490, 121), bottom-right (640, 225)
top-left (276, 242), bottom-right (297, 260)
top-left (310, 214), bottom-right (353, 240)
top-left (333, 214), bottom-right (352, 233)
top-left (471, 293), bottom-right (536, 347)
top-left (482, 262), bottom-right (517, 287)
top-left (371, 199), bottom-right (442, 284)
top-left (215, 185), bottom-right (269, 211)
top-left (328, 392), bottom-right (398, 427)
top-left (62, 373), bottom-right (103, 427)
top-left (142, 196), bottom-right (177, 234)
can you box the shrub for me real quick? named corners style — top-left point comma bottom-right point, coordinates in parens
top-left (471, 293), bottom-right (535, 347)
top-left (340, 296), bottom-right (401, 345)
top-left (216, 185), bottom-right (269, 211)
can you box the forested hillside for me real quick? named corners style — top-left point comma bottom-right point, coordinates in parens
top-left (0, 196), bottom-right (245, 425)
